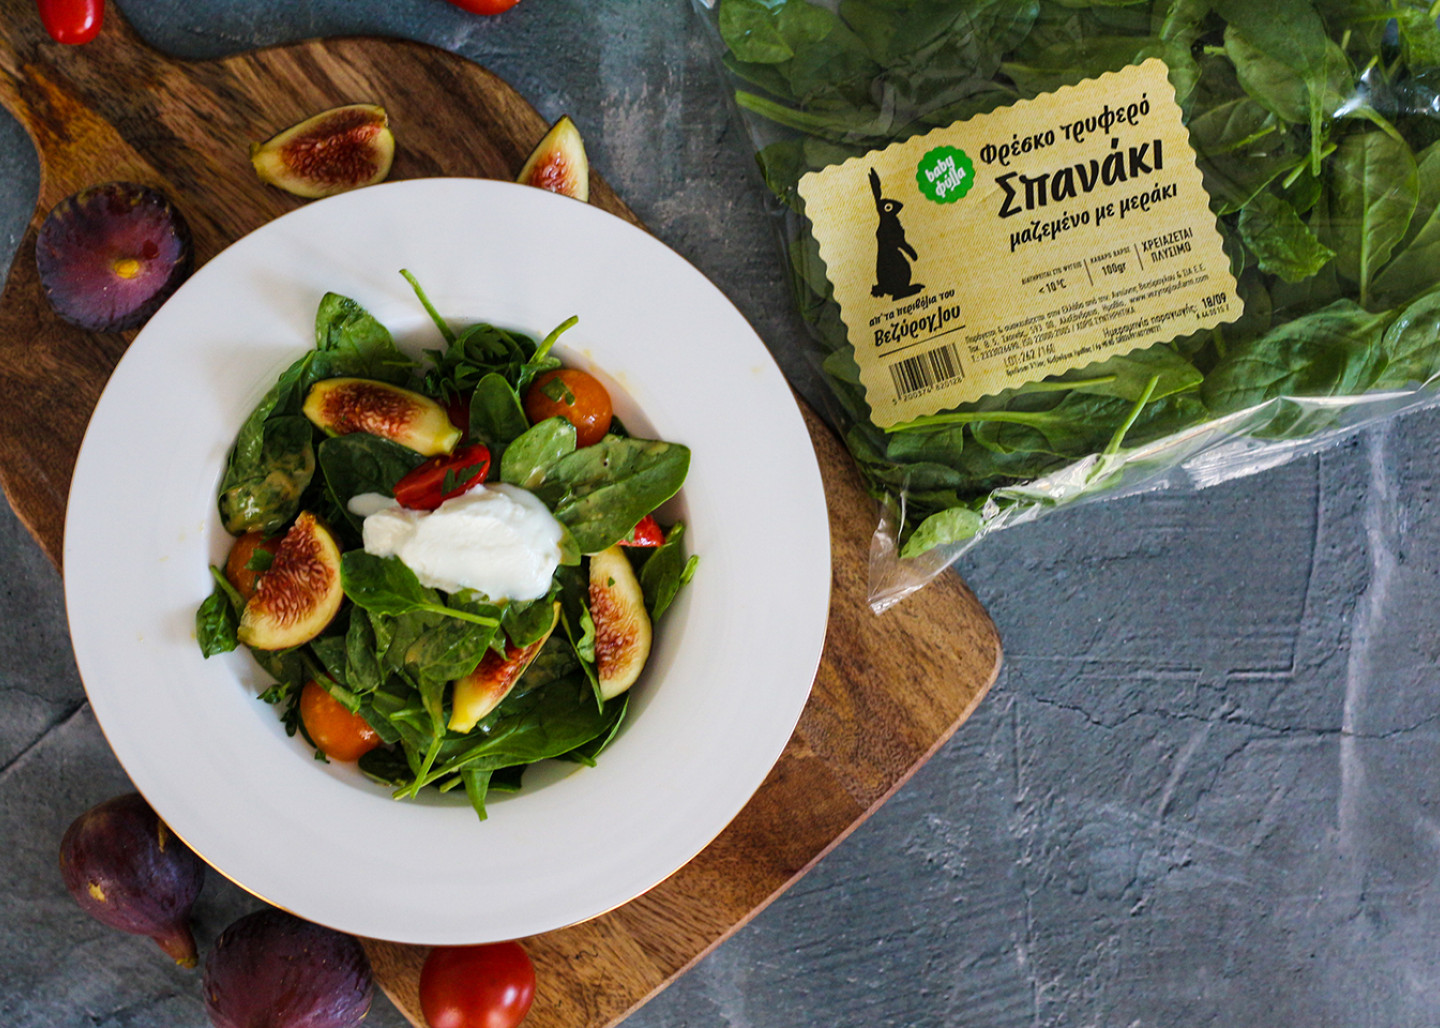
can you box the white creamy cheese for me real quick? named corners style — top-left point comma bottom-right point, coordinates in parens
top-left (348, 483), bottom-right (564, 601)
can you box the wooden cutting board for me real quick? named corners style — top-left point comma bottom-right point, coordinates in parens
top-left (0, 5), bottom-right (1002, 1026)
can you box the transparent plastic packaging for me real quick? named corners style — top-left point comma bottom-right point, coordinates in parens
top-left (693, 0), bottom-right (1440, 611)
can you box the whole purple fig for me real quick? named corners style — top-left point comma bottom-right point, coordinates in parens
top-left (58, 792), bottom-right (206, 966)
top-left (203, 908), bottom-right (373, 1028)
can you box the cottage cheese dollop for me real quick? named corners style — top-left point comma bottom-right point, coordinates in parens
top-left (348, 483), bottom-right (564, 601)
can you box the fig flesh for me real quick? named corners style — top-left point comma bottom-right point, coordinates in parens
top-left (251, 103), bottom-right (395, 199)
top-left (238, 512), bottom-right (344, 651)
top-left (303, 377), bottom-right (461, 456)
top-left (517, 115), bottom-right (590, 201)
top-left (58, 792), bottom-right (206, 967)
top-left (589, 545), bottom-right (651, 699)
top-left (449, 602), bottom-right (560, 733)
top-left (35, 181), bottom-right (192, 332)
top-left (203, 908), bottom-right (373, 1028)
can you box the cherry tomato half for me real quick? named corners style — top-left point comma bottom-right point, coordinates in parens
top-left (38, 0), bottom-right (104, 44)
top-left (394, 443), bottom-right (492, 511)
top-left (523, 369), bottom-right (613, 448)
top-left (419, 941), bottom-right (536, 1028)
top-left (443, 0), bottom-right (521, 14)
top-left (224, 532), bottom-right (280, 601)
top-left (299, 680), bottom-right (381, 762)
top-left (620, 514), bottom-right (664, 547)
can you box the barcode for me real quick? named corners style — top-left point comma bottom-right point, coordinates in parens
top-left (889, 343), bottom-right (962, 399)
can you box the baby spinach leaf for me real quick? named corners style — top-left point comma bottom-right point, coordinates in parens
top-left (500, 417), bottom-right (577, 489)
top-left (638, 522), bottom-right (699, 623)
top-left (469, 373), bottom-right (531, 452)
top-left (1202, 300), bottom-right (1391, 413)
top-left (501, 591), bottom-right (562, 649)
top-left (217, 415), bottom-right (315, 535)
top-left (1372, 142), bottom-right (1440, 307)
top-left (1051, 347), bottom-right (1205, 401)
top-left (1237, 191), bottom-right (1336, 282)
top-left (901, 505), bottom-right (984, 559)
top-left (1326, 132), bottom-right (1419, 301)
top-left (341, 552), bottom-right (500, 629)
top-left (311, 292), bottom-right (416, 386)
top-left (196, 566), bottom-right (242, 657)
top-left (720, 0), bottom-right (803, 64)
top-left (534, 437), bottom-right (691, 554)
top-left (1376, 285), bottom-right (1440, 388)
top-left (344, 609), bottom-right (384, 694)
top-left (317, 434), bottom-right (426, 533)
top-left (562, 694), bottom-right (629, 766)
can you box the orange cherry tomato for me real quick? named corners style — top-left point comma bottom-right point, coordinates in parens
top-left (299, 680), bottom-right (381, 762)
top-left (523, 368), bottom-right (612, 447)
top-left (420, 942), bottom-right (535, 1028)
top-left (224, 532), bottom-right (280, 601)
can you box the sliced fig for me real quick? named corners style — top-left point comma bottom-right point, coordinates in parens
top-left (517, 115), bottom-right (590, 201)
top-left (250, 103), bottom-right (395, 199)
top-left (589, 545), bottom-right (651, 700)
top-left (35, 181), bottom-right (192, 332)
top-left (203, 908), bottom-right (373, 1028)
top-left (238, 512), bottom-right (344, 651)
top-left (58, 792), bottom-right (206, 967)
top-left (449, 602), bottom-right (560, 733)
top-left (303, 377), bottom-right (461, 456)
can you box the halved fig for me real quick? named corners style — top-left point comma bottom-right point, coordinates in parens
top-left (250, 103), bottom-right (395, 199)
top-left (589, 546), bottom-right (651, 700)
top-left (516, 115), bottom-right (590, 201)
top-left (303, 377), bottom-right (461, 456)
top-left (449, 602), bottom-right (560, 733)
top-left (238, 512), bottom-right (344, 651)
top-left (35, 181), bottom-right (192, 332)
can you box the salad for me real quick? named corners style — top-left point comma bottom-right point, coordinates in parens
top-left (195, 273), bottom-right (697, 820)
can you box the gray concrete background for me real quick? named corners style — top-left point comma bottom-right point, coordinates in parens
top-left (3, 2), bottom-right (1440, 1026)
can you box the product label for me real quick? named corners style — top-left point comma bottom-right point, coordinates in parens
top-left (798, 59), bottom-right (1241, 429)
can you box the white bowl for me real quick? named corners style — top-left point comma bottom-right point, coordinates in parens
top-left (63, 179), bottom-right (830, 945)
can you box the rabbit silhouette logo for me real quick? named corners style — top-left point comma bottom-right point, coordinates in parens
top-left (869, 169), bottom-right (924, 301)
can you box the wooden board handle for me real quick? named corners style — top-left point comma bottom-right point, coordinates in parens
top-left (0, 0), bottom-right (173, 208)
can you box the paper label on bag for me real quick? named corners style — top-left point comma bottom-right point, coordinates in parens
top-left (798, 59), bottom-right (1241, 430)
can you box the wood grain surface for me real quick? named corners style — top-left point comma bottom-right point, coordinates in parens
top-left (0, 5), bottom-right (1002, 1027)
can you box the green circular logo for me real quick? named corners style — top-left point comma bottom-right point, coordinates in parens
top-left (916, 146), bottom-right (974, 204)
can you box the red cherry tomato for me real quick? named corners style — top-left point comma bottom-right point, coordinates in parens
top-left (394, 443), bottom-right (491, 511)
top-left (443, 0), bottom-right (521, 14)
top-left (419, 942), bottom-right (536, 1028)
top-left (620, 515), bottom-right (664, 547)
top-left (37, 0), bottom-right (103, 44)
top-left (523, 369), bottom-right (613, 448)
top-left (299, 680), bottom-right (381, 762)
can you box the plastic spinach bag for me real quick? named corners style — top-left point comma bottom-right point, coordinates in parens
top-left (694, 0), bottom-right (1440, 611)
